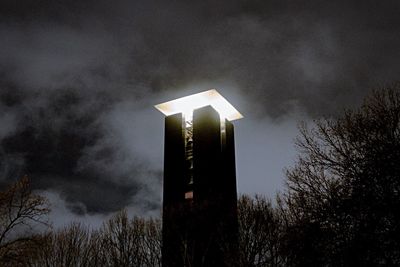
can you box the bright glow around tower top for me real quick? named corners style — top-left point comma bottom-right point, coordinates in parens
top-left (155, 89), bottom-right (243, 121)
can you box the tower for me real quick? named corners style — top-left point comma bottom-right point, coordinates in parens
top-left (155, 89), bottom-right (242, 267)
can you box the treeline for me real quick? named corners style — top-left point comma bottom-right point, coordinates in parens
top-left (0, 176), bottom-right (162, 267)
top-left (1, 182), bottom-right (280, 267)
top-left (30, 212), bottom-right (161, 267)
top-left (1, 85), bottom-right (400, 266)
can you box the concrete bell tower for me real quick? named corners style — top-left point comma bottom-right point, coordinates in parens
top-left (155, 89), bottom-right (242, 267)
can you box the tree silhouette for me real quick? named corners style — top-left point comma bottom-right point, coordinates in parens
top-left (28, 223), bottom-right (97, 267)
top-left (28, 210), bottom-right (161, 267)
top-left (282, 84), bottom-right (400, 266)
top-left (237, 195), bottom-right (285, 267)
top-left (0, 175), bottom-right (50, 265)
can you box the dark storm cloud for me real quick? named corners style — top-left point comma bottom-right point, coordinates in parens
top-left (0, 0), bottom-right (399, 217)
top-left (2, 0), bottom-right (400, 112)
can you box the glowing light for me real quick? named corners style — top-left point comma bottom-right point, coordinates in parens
top-left (155, 89), bottom-right (243, 121)
top-left (185, 191), bottom-right (193, 199)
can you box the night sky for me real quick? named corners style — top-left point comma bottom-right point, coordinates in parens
top-left (1, 0), bottom-right (399, 227)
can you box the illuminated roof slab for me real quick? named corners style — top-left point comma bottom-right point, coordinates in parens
top-left (155, 89), bottom-right (243, 121)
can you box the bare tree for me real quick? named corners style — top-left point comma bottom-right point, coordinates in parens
top-left (0, 175), bottom-right (50, 265)
top-left (282, 85), bottom-right (400, 266)
top-left (27, 223), bottom-right (98, 267)
top-left (238, 195), bottom-right (285, 267)
top-left (141, 217), bottom-right (162, 267)
top-left (100, 210), bottom-right (144, 266)
top-left (25, 209), bottom-right (161, 267)
top-left (98, 209), bottom-right (161, 267)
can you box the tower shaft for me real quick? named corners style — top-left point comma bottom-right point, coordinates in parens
top-left (162, 106), bottom-right (238, 267)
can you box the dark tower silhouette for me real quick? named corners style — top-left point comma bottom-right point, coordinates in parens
top-left (156, 90), bottom-right (242, 267)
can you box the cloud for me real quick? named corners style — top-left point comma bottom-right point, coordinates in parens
top-left (0, 111), bottom-right (17, 141)
top-left (41, 190), bottom-right (109, 229)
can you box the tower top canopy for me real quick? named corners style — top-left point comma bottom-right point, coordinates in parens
top-left (155, 89), bottom-right (243, 121)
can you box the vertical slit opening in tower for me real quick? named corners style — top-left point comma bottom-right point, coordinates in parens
top-left (183, 110), bottom-right (227, 201)
top-left (184, 113), bottom-right (194, 199)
